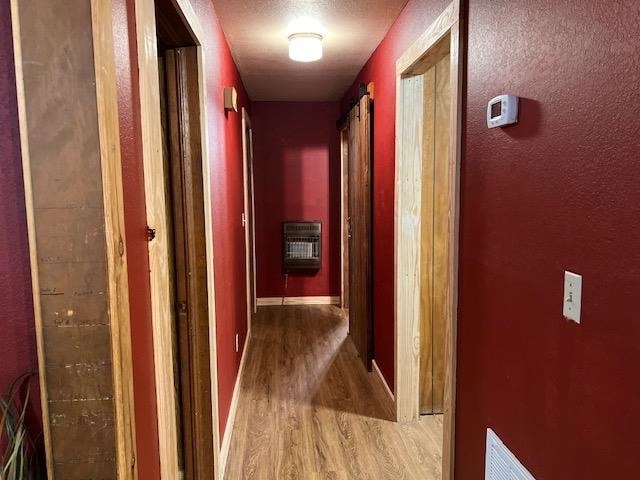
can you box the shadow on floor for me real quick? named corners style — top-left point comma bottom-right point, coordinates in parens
top-left (241, 305), bottom-right (394, 421)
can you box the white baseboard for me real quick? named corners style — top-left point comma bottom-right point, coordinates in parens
top-left (256, 296), bottom-right (340, 306)
top-left (219, 331), bottom-right (251, 478)
top-left (372, 359), bottom-right (395, 407)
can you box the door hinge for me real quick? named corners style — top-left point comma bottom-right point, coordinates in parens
top-left (241, 212), bottom-right (246, 228)
top-left (177, 301), bottom-right (188, 315)
top-left (146, 226), bottom-right (156, 242)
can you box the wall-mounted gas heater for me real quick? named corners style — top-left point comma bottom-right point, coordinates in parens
top-left (283, 221), bottom-right (321, 271)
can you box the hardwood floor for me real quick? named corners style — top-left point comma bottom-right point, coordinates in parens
top-left (225, 305), bottom-right (443, 479)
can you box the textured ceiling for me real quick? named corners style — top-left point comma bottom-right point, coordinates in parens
top-left (212, 0), bottom-right (410, 102)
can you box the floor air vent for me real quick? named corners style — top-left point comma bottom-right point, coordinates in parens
top-left (485, 429), bottom-right (535, 480)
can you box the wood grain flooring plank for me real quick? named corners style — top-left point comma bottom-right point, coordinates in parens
top-left (224, 305), bottom-right (442, 480)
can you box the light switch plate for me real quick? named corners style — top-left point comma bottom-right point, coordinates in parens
top-left (563, 271), bottom-right (582, 324)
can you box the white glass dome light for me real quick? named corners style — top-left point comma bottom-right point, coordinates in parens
top-left (288, 33), bottom-right (323, 62)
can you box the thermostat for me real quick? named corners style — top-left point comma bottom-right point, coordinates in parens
top-left (487, 94), bottom-right (518, 128)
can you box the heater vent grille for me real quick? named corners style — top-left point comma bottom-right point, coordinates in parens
top-left (485, 429), bottom-right (535, 480)
top-left (283, 221), bottom-right (321, 270)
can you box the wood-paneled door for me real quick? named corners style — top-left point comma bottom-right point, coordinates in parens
top-left (419, 53), bottom-right (451, 415)
top-left (340, 128), bottom-right (350, 314)
top-left (347, 93), bottom-right (373, 371)
top-left (159, 46), bottom-right (214, 480)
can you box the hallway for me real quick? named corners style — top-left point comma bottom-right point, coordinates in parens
top-left (225, 306), bottom-right (443, 479)
top-left (5, 0), bottom-right (638, 477)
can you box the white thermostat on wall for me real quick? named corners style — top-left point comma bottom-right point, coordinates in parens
top-left (487, 94), bottom-right (518, 128)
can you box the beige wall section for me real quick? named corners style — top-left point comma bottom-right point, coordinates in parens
top-left (11, 0), bottom-right (136, 477)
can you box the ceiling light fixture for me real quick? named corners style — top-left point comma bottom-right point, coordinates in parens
top-left (288, 33), bottom-right (323, 62)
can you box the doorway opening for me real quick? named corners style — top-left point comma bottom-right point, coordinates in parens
top-left (155, 7), bottom-right (214, 480)
top-left (394, 2), bottom-right (462, 479)
top-left (135, 0), bottom-right (221, 478)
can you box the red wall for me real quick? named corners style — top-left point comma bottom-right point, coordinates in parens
top-left (347, 0), bottom-right (640, 478)
top-left (252, 102), bottom-right (341, 299)
top-left (188, 0), bottom-right (252, 439)
top-left (0, 0), bottom-right (41, 430)
top-left (341, 0), bottom-right (450, 392)
top-left (455, 1), bottom-right (640, 478)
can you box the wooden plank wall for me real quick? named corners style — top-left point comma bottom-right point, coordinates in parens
top-left (419, 53), bottom-right (451, 414)
top-left (395, 74), bottom-right (425, 421)
top-left (431, 53), bottom-right (451, 413)
top-left (419, 67), bottom-right (436, 413)
top-left (11, 0), bottom-right (134, 477)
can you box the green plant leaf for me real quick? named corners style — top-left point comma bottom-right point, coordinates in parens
top-left (2, 426), bottom-right (25, 478)
top-left (1, 372), bottom-right (38, 480)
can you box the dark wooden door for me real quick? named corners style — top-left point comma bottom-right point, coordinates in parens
top-left (348, 94), bottom-right (373, 371)
top-left (164, 47), bottom-right (215, 480)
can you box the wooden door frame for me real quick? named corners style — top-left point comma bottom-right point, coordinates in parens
top-left (135, 1), bottom-right (222, 479)
top-left (241, 107), bottom-right (257, 323)
top-left (394, 2), bottom-right (463, 480)
top-left (340, 126), bottom-right (350, 314)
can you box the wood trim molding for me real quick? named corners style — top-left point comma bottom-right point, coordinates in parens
top-left (194, 41), bottom-right (224, 480)
top-left (372, 360), bottom-right (395, 408)
top-left (9, 2), bottom-right (54, 476)
top-left (91, 0), bottom-right (137, 476)
top-left (394, 2), bottom-right (462, 480)
top-left (394, 72), bottom-right (425, 423)
top-left (219, 331), bottom-right (251, 477)
top-left (134, 1), bottom-right (179, 476)
top-left (339, 128), bottom-right (349, 311)
top-left (134, 1), bottom-right (222, 478)
top-left (256, 296), bottom-right (341, 306)
top-left (171, 0), bottom-right (204, 48)
top-left (241, 107), bottom-right (256, 327)
top-left (442, 20), bottom-right (464, 480)
top-left (395, 1), bottom-right (459, 76)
